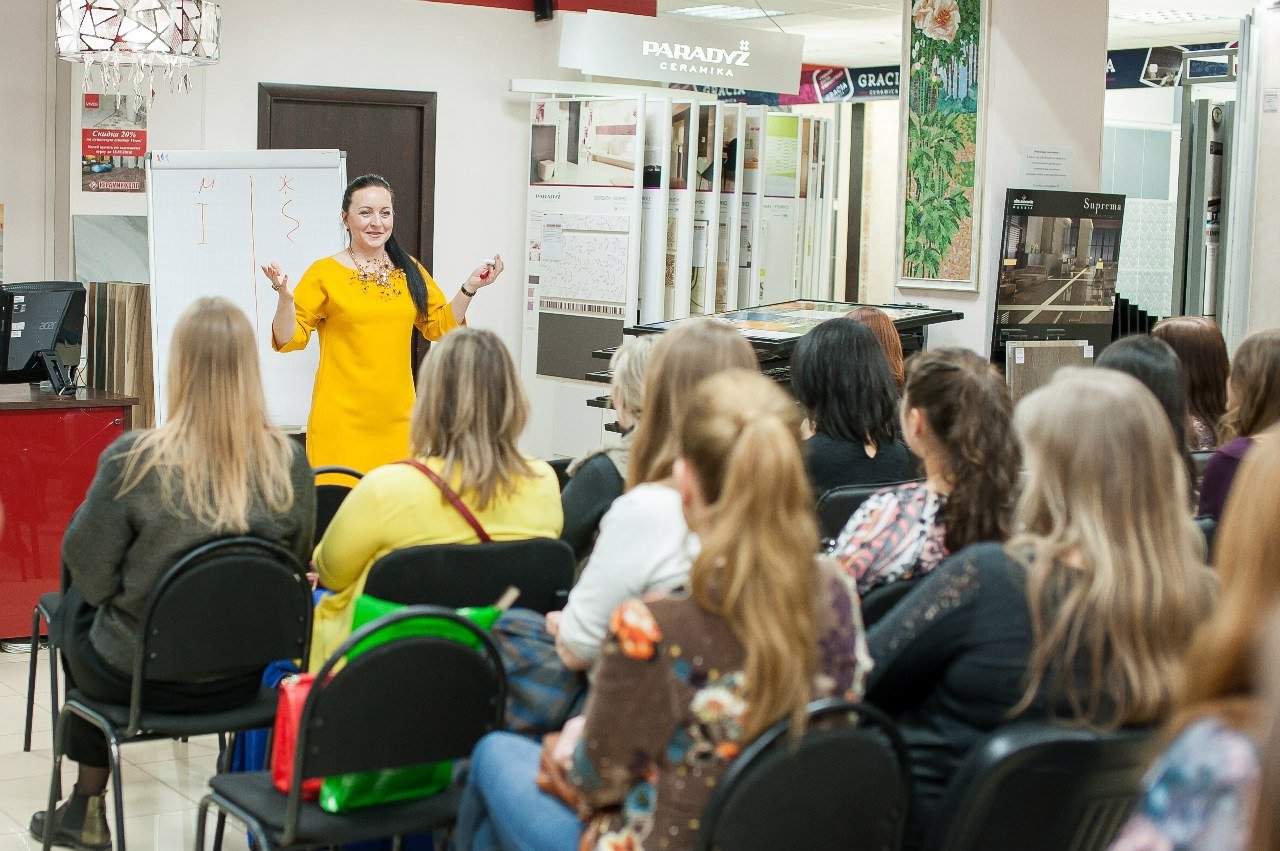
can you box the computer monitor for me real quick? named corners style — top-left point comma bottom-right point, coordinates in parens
top-left (0, 281), bottom-right (86, 393)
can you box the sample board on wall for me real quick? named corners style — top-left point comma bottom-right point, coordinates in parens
top-left (691, 104), bottom-right (722, 315)
top-left (665, 101), bottom-right (698, 319)
top-left (738, 107), bottom-right (766, 308)
top-left (639, 98), bottom-right (671, 324)
top-left (146, 149), bottom-right (347, 430)
top-left (716, 105), bottom-right (744, 312)
top-left (760, 113), bottom-right (801, 304)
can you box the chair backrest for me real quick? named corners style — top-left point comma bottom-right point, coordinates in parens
top-left (815, 480), bottom-right (920, 542)
top-left (1190, 450), bottom-right (1214, 487)
top-left (130, 536), bottom-right (312, 735)
top-left (284, 606), bottom-right (505, 844)
top-left (922, 723), bottom-right (1152, 851)
top-left (860, 577), bottom-right (921, 627)
top-left (313, 466), bottom-right (364, 546)
top-left (694, 700), bottom-right (910, 851)
top-left (1195, 515), bottom-right (1218, 557)
top-left (547, 457), bottom-right (572, 492)
top-left (364, 539), bottom-right (576, 615)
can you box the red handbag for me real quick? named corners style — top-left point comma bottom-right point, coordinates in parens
top-left (270, 673), bottom-right (323, 799)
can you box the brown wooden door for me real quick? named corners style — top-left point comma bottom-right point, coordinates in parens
top-left (258, 84), bottom-right (437, 367)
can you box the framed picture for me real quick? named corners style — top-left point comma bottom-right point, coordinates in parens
top-left (896, 0), bottom-right (988, 292)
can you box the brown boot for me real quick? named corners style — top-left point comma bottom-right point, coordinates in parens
top-left (28, 790), bottom-right (112, 850)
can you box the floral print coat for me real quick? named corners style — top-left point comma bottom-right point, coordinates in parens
top-left (568, 559), bottom-right (870, 851)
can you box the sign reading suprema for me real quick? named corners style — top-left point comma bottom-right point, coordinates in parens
top-left (567, 11), bottom-right (804, 95)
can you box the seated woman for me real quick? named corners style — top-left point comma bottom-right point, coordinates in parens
top-left (455, 370), bottom-right (870, 851)
top-left (549, 320), bottom-right (757, 671)
top-left (848, 305), bottom-right (905, 393)
top-left (1153, 316), bottom-right (1230, 452)
top-left (29, 298), bottom-right (315, 849)
top-left (1110, 438), bottom-right (1280, 850)
top-left (866, 368), bottom-right (1215, 851)
top-left (1198, 328), bottom-right (1280, 520)
top-left (559, 334), bottom-right (658, 562)
top-left (792, 318), bottom-right (913, 495)
top-left (833, 348), bottom-right (1019, 597)
top-left (310, 328), bottom-right (562, 668)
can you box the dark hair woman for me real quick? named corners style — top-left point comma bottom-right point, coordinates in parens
top-left (1153, 316), bottom-right (1230, 451)
top-left (791, 318), bottom-right (912, 495)
top-left (263, 173), bottom-right (504, 480)
top-left (832, 347), bottom-right (1020, 596)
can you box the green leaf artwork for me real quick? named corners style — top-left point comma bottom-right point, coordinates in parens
top-left (901, 0), bottom-right (982, 282)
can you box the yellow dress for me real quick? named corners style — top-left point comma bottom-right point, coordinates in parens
top-left (308, 456), bottom-right (565, 669)
top-left (273, 256), bottom-right (461, 475)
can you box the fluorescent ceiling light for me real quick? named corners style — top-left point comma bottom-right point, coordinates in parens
top-left (670, 4), bottom-right (788, 19)
top-left (1110, 9), bottom-right (1228, 24)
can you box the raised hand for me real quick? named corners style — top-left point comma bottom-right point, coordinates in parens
top-left (261, 262), bottom-right (293, 300)
top-left (466, 254), bottom-right (505, 291)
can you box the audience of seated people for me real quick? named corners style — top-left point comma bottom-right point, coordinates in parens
top-left (309, 327), bottom-right (563, 668)
top-left (792, 318), bottom-right (914, 494)
top-left (865, 367), bottom-right (1215, 851)
top-left (559, 334), bottom-right (658, 563)
top-left (832, 348), bottom-right (1020, 597)
top-left (30, 298), bottom-right (316, 849)
top-left (455, 370), bottom-right (870, 851)
top-left (546, 320), bottom-right (757, 672)
top-left (1153, 316), bottom-right (1231, 451)
top-left (1110, 436), bottom-right (1280, 851)
top-left (30, 287), bottom-right (1280, 851)
top-left (848, 305), bottom-right (906, 393)
top-left (1198, 328), bottom-right (1280, 520)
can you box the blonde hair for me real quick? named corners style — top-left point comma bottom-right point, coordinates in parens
top-left (118, 297), bottom-right (296, 532)
top-left (609, 335), bottom-right (659, 422)
top-left (410, 328), bottom-right (534, 509)
top-left (1012, 368), bottom-right (1213, 728)
top-left (1221, 328), bottom-right (1280, 441)
top-left (627, 320), bottom-right (757, 489)
top-left (1250, 609), bottom-right (1280, 851)
top-left (683, 370), bottom-right (821, 742)
top-left (1168, 434), bottom-right (1280, 738)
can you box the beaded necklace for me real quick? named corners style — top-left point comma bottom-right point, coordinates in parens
top-left (347, 247), bottom-right (405, 299)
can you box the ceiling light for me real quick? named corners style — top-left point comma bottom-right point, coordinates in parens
top-left (1111, 9), bottom-right (1228, 24)
top-left (670, 5), bottom-right (788, 20)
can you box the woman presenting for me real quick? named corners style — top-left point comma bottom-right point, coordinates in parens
top-left (264, 173), bottom-right (504, 475)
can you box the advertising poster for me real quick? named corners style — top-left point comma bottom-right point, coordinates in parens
top-left (691, 104), bottom-right (722, 315)
top-left (526, 97), bottom-right (645, 380)
top-left (991, 189), bottom-right (1126, 360)
top-left (738, 107), bottom-right (765, 308)
top-left (639, 98), bottom-right (671, 324)
top-left (716, 105), bottom-right (744, 312)
top-left (899, 0), bottom-right (983, 289)
top-left (760, 113), bottom-right (801, 304)
top-left (82, 93), bottom-right (147, 193)
top-left (665, 101), bottom-right (697, 319)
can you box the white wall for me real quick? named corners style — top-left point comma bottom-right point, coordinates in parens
top-left (860, 98), bottom-right (900, 305)
top-left (1244, 5), bottom-right (1280, 336)
top-left (896, 0), bottom-right (1108, 353)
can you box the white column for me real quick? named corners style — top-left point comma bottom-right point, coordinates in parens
top-left (897, 0), bottom-right (1109, 353)
top-left (1239, 6), bottom-right (1280, 339)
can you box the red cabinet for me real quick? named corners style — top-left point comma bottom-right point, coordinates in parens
top-left (0, 388), bottom-right (135, 639)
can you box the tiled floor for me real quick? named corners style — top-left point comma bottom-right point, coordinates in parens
top-left (0, 648), bottom-right (252, 850)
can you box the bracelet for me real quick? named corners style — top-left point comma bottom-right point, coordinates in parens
top-left (460, 283), bottom-right (478, 298)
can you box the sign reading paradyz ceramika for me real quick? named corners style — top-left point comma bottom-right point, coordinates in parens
top-left (575, 10), bottom-right (804, 94)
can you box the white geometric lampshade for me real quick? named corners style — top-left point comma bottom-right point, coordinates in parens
top-left (55, 0), bottom-right (220, 95)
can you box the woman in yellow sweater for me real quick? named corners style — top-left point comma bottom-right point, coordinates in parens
top-left (264, 173), bottom-right (504, 476)
top-left (308, 328), bottom-right (563, 668)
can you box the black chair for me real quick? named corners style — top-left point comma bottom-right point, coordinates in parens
top-left (313, 466), bottom-right (363, 546)
top-left (547, 457), bottom-right (573, 492)
top-left (694, 699), bottom-right (910, 851)
top-left (860, 577), bottom-right (921, 627)
top-left (1195, 515), bottom-right (1218, 556)
top-left (816, 480), bottom-right (923, 542)
top-left (24, 591), bottom-right (62, 753)
top-left (195, 605), bottom-right (506, 850)
top-left (921, 723), bottom-right (1152, 851)
top-left (364, 539), bottom-right (576, 615)
top-left (41, 537), bottom-right (312, 851)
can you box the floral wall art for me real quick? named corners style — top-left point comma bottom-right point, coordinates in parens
top-left (899, 0), bottom-right (983, 288)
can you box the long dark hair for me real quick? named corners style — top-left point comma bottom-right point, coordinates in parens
top-left (342, 174), bottom-right (428, 317)
top-left (904, 348), bottom-right (1019, 553)
top-left (791, 319), bottom-right (898, 448)
top-left (1152, 317), bottom-right (1229, 438)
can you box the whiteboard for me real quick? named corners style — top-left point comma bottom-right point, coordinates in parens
top-left (147, 149), bottom-right (347, 430)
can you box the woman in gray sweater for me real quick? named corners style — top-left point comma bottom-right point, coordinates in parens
top-left (30, 297), bottom-right (315, 851)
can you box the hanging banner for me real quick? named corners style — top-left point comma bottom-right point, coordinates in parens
top-left (81, 93), bottom-right (148, 194)
top-left (1105, 42), bottom-right (1231, 89)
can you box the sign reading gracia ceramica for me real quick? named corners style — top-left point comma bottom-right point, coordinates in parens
top-left (571, 10), bottom-right (804, 94)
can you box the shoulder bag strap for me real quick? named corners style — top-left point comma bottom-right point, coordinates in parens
top-left (396, 459), bottom-right (493, 543)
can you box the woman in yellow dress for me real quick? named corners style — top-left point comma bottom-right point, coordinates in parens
top-left (263, 173), bottom-right (504, 475)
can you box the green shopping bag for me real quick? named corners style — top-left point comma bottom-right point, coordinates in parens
top-left (317, 594), bottom-right (503, 813)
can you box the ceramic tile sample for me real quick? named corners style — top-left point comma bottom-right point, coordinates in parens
top-left (73, 215), bottom-right (149, 286)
